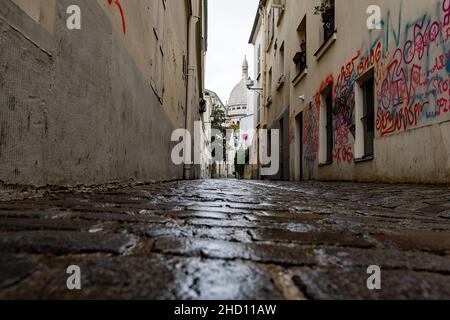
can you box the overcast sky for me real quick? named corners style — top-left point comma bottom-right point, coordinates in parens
top-left (205, 0), bottom-right (259, 104)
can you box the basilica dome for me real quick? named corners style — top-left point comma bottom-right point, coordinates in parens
top-left (227, 57), bottom-right (250, 123)
top-left (228, 80), bottom-right (248, 107)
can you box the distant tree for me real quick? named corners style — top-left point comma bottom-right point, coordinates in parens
top-left (210, 105), bottom-right (227, 162)
top-left (228, 123), bottom-right (240, 131)
top-left (210, 105), bottom-right (226, 133)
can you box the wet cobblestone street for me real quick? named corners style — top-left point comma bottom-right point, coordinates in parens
top-left (1, 179), bottom-right (450, 300)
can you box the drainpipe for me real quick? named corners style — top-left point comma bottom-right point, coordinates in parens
top-left (184, 3), bottom-right (200, 180)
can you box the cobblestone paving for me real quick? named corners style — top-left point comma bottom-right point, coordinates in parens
top-left (0, 179), bottom-right (450, 299)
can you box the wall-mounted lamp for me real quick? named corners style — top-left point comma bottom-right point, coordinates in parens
top-left (246, 80), bottom-right (263, 96)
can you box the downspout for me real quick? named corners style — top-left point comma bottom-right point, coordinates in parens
top-left (184, 1), bottom-right (191, 180)
top-left (184, 1), bottom-right (199, 180)
top-left (259, 3), bottom-right (267, 180)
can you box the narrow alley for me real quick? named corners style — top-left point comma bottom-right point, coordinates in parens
top-left (1, 0), bottom-right (450, 305)
top-left (1, 180), bottom-right (449, 299)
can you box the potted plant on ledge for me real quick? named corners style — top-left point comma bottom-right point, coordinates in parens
top-left (314, 2), bottom-right (335, 41)
top-left (314, 2), bottom-right (334, 22)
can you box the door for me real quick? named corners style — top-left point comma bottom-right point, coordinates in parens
top-left (296, 113), bottom-right (304, 181)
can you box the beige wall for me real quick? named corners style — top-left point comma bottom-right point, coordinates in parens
top-left (255, 0), bottom-right (450, 183)
top-left (12, 0), bottom-right (41, 22)
top-left (258, 0), bottom-right (291, 129)
top-left (12, 0), bottom-right (55, 33)
top-left (11, 0), bottom-right (200, 130)
top-left (97, 0), bottom-right (193, 129)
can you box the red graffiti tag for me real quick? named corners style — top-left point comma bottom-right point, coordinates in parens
top-left (108, 0), bottom-right (126, 35)
top-left (376, 101), bottom-right (427, 137)
top-left (314, 74), bottom-right (334, 108)
top-left (444, 0), bottom-right (450, 27)
top-left (333, 145), bottom-right (354, 165)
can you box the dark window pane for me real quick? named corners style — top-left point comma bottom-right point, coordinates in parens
top-left (326, 89), bottom-right (333, 162)
top-left (362, 76), bottom-right (375, 157)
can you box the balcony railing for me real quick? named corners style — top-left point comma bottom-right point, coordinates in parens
top-left (293, 51), bottom-right (307, 74)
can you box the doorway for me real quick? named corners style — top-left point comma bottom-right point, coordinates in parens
top-left (296, 112), bottom-right (303, 181)
top-left (279, 118), bottom-right (284, 180)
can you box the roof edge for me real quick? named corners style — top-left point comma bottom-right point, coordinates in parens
top-left (248, 0), bottom-right (266, 44)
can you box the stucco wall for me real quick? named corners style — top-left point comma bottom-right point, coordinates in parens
top-left (0, 0), bottom-right (201, 187)
top-left (11, 0), bottom-right (55, 33)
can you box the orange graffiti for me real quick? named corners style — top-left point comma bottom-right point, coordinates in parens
top-left (314, 74), bottom-right (334, 108)
top-left (108, 0), bottom-right (126, 35)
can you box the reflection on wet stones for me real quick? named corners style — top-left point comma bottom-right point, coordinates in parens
top-left (1, 179), bottom-right (450, 299)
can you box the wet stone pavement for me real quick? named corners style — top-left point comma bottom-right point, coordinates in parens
top-left (0, 179), bottom-right (450, 299)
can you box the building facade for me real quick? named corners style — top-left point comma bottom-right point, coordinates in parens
top-left (250, 0), bottom-right (450, 183)
top-left (0, 0), bottom-right (207, 188)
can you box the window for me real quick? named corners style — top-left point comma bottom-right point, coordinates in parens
top-left (355, 71), bottom-right (375, 160)
top-left (267, 67), bottom-right (273, 104)
top-left (267, 8), bottom-right (275, 49)
top-left (279, 42), bottom-right (285, 76)
top-left (362, 77), bottom-right (375, 157)
top-left (319, 84), bottom-right (333, 164)
top-left (325, 88), bottom-right (333, 162)
top-left (293, 16), bottom-right (307, 75)
top-left (151, 0), bottom-right (166, 101)
top-left (320, 0), bottom-right (335, 43)
top-left (276, 43), bottom-right (285, 90)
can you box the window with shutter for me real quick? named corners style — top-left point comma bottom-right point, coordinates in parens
top-left (151, 0), bottom-right (166, 101)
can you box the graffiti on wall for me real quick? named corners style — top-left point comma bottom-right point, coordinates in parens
top-left (107, 0), bottom-right (126, 35)
top-left (303, 102), bottom-right (319, 164)
top-left (333, 52), bottom-right (359, 165)
top-left (301, 75), bottom-right (333, 166)
top-left (376, 0), bottom-right (450, 137)
top-left (303, 0), bottom-right (450, 168)
top-left (300, 75), bottom-right (337, 166)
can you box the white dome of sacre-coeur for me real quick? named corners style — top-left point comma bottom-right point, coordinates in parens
top-left (227, 56), bottom-right (250, 114)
